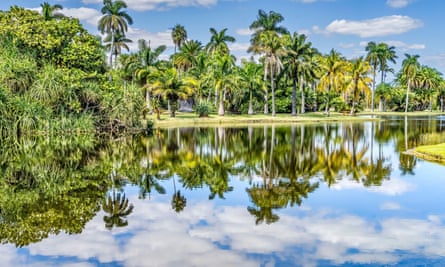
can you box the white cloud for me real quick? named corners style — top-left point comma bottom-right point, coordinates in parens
top-left (385, 40), bottom-right (426, 51)
top-left (125, 27), bottom-right (173, 52)
top-left (229, 42), bottom-right (250, 52)
top-left (386, 0), bottom-right (411, 8)
top-left (338, 42), bottom-right (355, 49)
top-left (331, 177), bottom-right (415, 196)
top-left (380, 202), bottom-right (401, 210)
top-left (324, 15), bottom-right (423, 37)
top-left (61, 7), bottom-right (102, 26)
top-left (83, 0), bottom-right (217, 11)
top-left (235, 28), bottom-right (253, 36)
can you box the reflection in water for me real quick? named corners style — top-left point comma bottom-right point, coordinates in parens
top-left (1, 117), bottom-right (445, 265)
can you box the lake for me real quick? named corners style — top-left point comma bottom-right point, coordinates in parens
top-left (2, 116), bottom-right (445, 266)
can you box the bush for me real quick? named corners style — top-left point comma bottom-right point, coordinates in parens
top-left (195, 101), bottom-right (211, 117)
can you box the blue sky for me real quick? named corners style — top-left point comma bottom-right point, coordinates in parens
top-left (1, 0), bottom-right (444, 76)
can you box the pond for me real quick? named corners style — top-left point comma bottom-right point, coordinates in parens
top-left (2, 116), bottom-right (445, 266)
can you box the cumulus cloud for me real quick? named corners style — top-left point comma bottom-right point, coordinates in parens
top-left (229, 42), bottom-right (250, 52)
top-left (324, 15), bottom-right (423, 37)
top-left (386, 0), bottom-right (411, 8)
top-left (385, 40), bottom-right (426, 50)
top-left (235, 28), bottom-right (254, 36)
top-left (124, 27), bottom-right (173, 52)
top-left (331, 177), bottom-right (415, 196)
top-left (82, 0), bottom-right (217, 11)
top-left (61, 7), bottom-right (102, 26)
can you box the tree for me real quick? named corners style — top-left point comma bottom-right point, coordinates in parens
top-left (173, 40), bottom-right (203, 72)
top-left (171, 24), bottom-right (187, 54)
top-left (239, 60), bottom-right (264, 115)
top-left (150, 67), bottom-right (196, 117)
top-left (283, 32), bottom-right (314, 116)
top-left (347, 57), bottom-right (371, 115)
top-left (248, 9), bottom-right (288, 115)
top-left (366, 42), bottom-right (397, 112)
top-left (103, 31), bottom-right (132, 68)
top-left (98, 0), bottom-right (133, 68)
top-left (211, 54), bottom-right (236, 116)
top-left (400, 54), bottom-right (420, 112)
top-left (206, 28), bottom-right (235, 56)
top-left (318, 49), bottom-right (348, 116)
top-left (40, 2), bottom-right (64, 20)
top-left (249, 9), bottom-right (288, 53)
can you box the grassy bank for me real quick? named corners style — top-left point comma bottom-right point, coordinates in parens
top-left (413, 143), bottom-right (445, 164)
top-left (151, 112), bottom-right (384, 128)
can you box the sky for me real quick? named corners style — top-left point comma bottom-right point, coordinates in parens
top-left (1, 0), bottom-right (445, 77)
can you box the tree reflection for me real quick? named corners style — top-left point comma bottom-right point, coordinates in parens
top-left (102, 190), bottom-right (134, 229)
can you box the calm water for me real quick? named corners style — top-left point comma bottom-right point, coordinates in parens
top-left (2, 117), bottom-right (445, 266)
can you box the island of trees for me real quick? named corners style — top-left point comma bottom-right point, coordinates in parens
top-left (1, 1), bottom-right (444, 138)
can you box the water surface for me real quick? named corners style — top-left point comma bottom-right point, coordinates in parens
top-left (2, 117), bottom-right (445, 266)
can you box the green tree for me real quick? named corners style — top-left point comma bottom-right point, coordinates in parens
top-left (150, 67), bottom-right (196, 117)
top-left (238, 60), bottom-right (264, 115)
top-left (206, 28), bottom-right (236, 56)
top-left (347, 57), bottom-right (371, 114)
top-left (102, 190), bottom-right (134, 229)
top-left (400, 54), bottom-right (420, 112)
top-left (40, 1), bottom-right (64, 20)
top-left (171, 24), bottom-right (187, 54)
top-left (98, 0), bottom-right (133, 68)
top-left (103, 31), bottom-right (132, 67)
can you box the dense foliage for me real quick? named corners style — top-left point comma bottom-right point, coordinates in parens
top-left (0, 6), bottom-right (144, 137)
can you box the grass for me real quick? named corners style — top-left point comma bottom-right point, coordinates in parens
top-left (151, 111), bottom-right (380, 128)
top-left (150, 110), bottom-right (445, 128)
top-left (413, 143), bottom-right (445, 164)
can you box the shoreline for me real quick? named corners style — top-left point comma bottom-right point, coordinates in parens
top-left (152, 111), bottom-right (444, 128)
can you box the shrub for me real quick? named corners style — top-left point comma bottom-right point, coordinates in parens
top-left (195, 101), bottom-right (211, 117)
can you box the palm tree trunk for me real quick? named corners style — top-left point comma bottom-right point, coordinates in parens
top-left (248, 89), bottom-right (253, 115)
top-left (146, 90), bottom-right (152, 112)
top-left (292, 78), bottom-right (297, 116)
top-left (218, 88), bottom-right (225, 116)
top-left (271, 64), bottom-right (276, 117)
top-left (371, 68), bottom-right (376, 113)
top-left (300, 73), bottom-right (305, 114)
top-left (405, 80), bottom-right (410, 113)
top-left (109, 30), bottom-right (115, 69)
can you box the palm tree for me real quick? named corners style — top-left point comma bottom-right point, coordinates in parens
top-left (283, 32), bottom-right (314, 116)
top-left (40, 2), bottom-right (64, 20)
top-left (416, 66), bottom-right (442, 111)
top-left (366, 42), bottom-right (397, 112)
top-left (347, 57), bottom-right (371, 115)
top-left (150, 67), bottom-right (196, 117)
top-left (171, 24), bottom-right (187, 54)
top-left (239, 60), bottom-right (263, 115)
top-left (206, 28), bottom-right (236, 56)
top-left (249, 9), bottom-right (288, 52)
top-left (400, 54), bottom-right (420, 113)
top-left (212, 54), bottom-right (236, 116)
top-left (173, 39), bottom-right (203, 72)
top-left (103, 31), bottom-right (132, 68)
top-left (257, 31), bottom-right (286, 116)
top-left (98, 0), bottom-right (133, 68)
top-left (248, 9), bottom-right (288, 115)
top-left (318, 49), bottom-right (348, 116)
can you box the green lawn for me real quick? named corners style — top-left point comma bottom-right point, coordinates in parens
top-left (413, 143), bottom-right (445, 164)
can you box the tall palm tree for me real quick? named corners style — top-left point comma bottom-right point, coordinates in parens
top-left (257, 32), bottom-right (286, 116)
top-left (318, 49), bottom-right (348, 116)
top-left (248, 9), bottom-right (288, 115)
top-left (347, 57), bottom-right (371, 115)
top-left (206, 28), bottom-right (236, 56)
top-left (416, 66), bottom-right (442, 111)
top-left (366, 42), bottom-right (397, 112)
top-left (40, 2), bottom-right (64, 20)
top-left (171, 24), bottom-right (187, 54)
top-left (103, 31), bottom-right (132, 68)
top-left (400, 54), bottom-right (420, 113)
top-left (283, 32), bottom-right (313, 116)
top-left (98, 0), bottom-right (133, 68)
top-left (248, 9), bottom-right (288, 53)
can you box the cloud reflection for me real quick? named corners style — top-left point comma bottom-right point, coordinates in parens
top-left (9, 195), bottom-right (445, 267)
